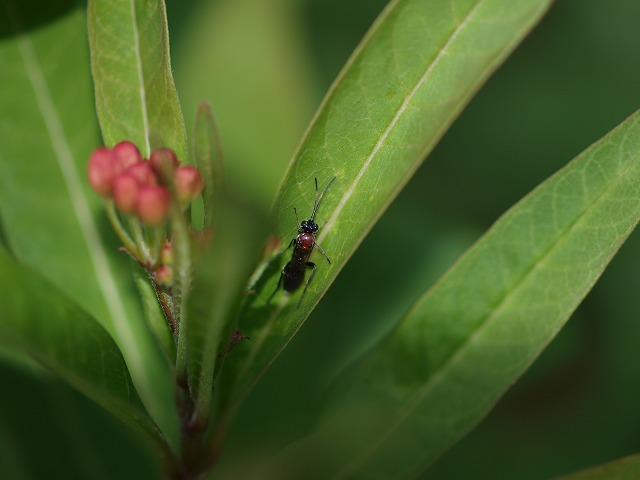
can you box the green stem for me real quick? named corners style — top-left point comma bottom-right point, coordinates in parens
top-left (171, 204), bottom-right (192, 382)
top-left (150, 225), bottom-right (165, 268)
top-left (105, 201), bottom-right (138, 255)
top-left (128, 217), bottom-right (150, 264)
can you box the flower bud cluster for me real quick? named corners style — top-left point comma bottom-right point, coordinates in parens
top-left (87, 141), bottom-right (204, 226)
top-left (87, 141), bottom-right (205, 290)
top-left (87, 138), bottom-right (252, 371)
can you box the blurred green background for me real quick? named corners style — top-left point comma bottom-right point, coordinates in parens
top-left (2, 0), bottom-right (640, 478)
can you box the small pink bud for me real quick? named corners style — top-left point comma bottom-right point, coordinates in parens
top-left (174, 166), bottom-right (204, 205)
top-left (128, 161), bottom-right (158, 186)
top-left (160, 241), bottom-right (174, 266)
top-left (113, 141), bottom-right (142, 173)
top-left (112, 173), bottom-right (139, 214)
top-left (149, 148), bottom-right (179, 182)
top-left (87, 147), bottom-right (116, 197)
top-left (155, 265), bottom-right (173, 286)
top-left (135, 185), bottom-right (170, 226)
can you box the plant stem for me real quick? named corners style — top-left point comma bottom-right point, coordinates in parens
top-left (105, 201), bottom-right (138, 255)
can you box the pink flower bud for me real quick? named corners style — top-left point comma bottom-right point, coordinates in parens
top-left (149, 148), bottom-right (179, 183)
top-left (128, 161), bottom-right (158, 186)
top-left (87, 147), bottom-right (116, 197)
top-left (174, 166), bottom-right (204, 205)
top-left (113, 141), bottom-right (142, 173)
top-left (112, 173), bottom-right (139, 214)
top-left (155, 265), bottom-right (173, 287)
top-left (135, 185), bottom-right (170, 226)
top-left (160, 241), bottom-right (174, 266)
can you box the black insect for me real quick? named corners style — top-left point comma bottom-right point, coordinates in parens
top-left (276, 176), bottom-right (336, 307)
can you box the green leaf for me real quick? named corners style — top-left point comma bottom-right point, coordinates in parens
top-left (277, 110), bottom-right (640, 479)
top-left (134, 270), bottom-right (176, 364)
top-left (87, 0), bottom-right (186, 159)
top-left (0, 2), bottom-right (178, 446)
top-left (216, 0), bottom-right (554, 427)
top-left (556, 453), bottom-right (640, 480)
top-left (182, 198), bottom-right (270, 426)
top-left (0, 246), bottom-right (173, 467)
top-left (193, 100), bottom-right (224, 227)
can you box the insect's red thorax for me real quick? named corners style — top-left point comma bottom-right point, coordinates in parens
top-left (298, 232), bottom-right (315, 250)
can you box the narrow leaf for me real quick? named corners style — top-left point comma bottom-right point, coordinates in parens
top-left (87, 0), bottom-right (187, 159)
top-left (217, 0), bottom-right (554, 424)
top-left (279, 110), bottom-right (640, 479)
top-left (183, 198), bottom-right (270, 426)
top-left (0, 2), bottom-right (178, 445)
top-left (0, 246), bottom-right (173, 466)
top-left (193, 100), bottom-right (224, 226)
top-left (134, 271), bottom-right (176, 364)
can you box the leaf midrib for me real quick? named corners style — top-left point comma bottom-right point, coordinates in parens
top-left (128, 0), bottom-right (151, 156)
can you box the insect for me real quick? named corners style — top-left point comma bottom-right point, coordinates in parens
top-left (276, 176), bottom-right (336, 307)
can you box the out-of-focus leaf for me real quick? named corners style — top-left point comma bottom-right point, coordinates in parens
top-left (87, 0), bottom-right (186, 159)
top-left (0, 417), bottom-right (30, 480)
top-left (275, 110), bottom-right (640, 479)
top-left (0, 2), bottom-right (177, 445)
top-left (215, 0), bottom-right (554, 433)
top-left (182, 197), bottom-right (270, 426)
top-left (0, 246), bottom-right (173, 467)
top-left (556, 454), bottom-right (640, 480)
top-left (0, 356), bottom-right (164, 480)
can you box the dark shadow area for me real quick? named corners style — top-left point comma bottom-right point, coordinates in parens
top-left (0, 0), bottom-right (79, 39)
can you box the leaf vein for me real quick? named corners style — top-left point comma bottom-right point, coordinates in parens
top-left (129, 0), bottom-right (151, 155)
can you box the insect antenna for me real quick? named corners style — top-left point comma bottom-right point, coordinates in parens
top-left (309, 176), bottom-right (336, 221)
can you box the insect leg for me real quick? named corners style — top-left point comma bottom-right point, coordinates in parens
top-left (296, 262), bottom-right (316, 308)
top-left (269, 261), bottom-right (289, 304)
top-left (313, 242), bottom-right (331, 264)
top-left (278, 262), bottom-right (289, 289)
top-left (286, 236), bottom-right (296, 250)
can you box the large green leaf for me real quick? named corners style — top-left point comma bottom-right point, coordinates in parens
top-left (275, 110), bottom-right (640, 478)
top-left (0, 246), bottom-right (173, 467)
top-left (215, 0), bottom-right (553, 430)
top-left (0, 1), bottom-right (177, 445)
top-left (87, 0), bottom-right (186, 159)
